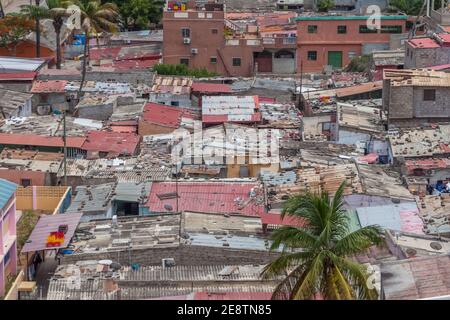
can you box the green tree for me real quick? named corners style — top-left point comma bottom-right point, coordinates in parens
top-left (0, 15), bottom-right (35, 56)
top-left (262, 182), bottom-right (382, 300)
top-left (20, 0), bottom-right (46, 57)
top-left (65, 0), bottom-right (119, 96)
top-left (105, 0), bottom-right (164, 30)
top-left (389, 0), bottom-right (425, 15)
top-left (317, 0), bottom-right (335, 12)
top-left (45, 0), bottom-right (71, 69)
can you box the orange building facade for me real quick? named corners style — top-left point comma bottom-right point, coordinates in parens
top-left (295, 16), bottom-right (409, 73)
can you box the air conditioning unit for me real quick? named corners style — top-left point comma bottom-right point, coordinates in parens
top-left (191, 48), bottom-right (198, 54)
top-left (162, 258), bottom-right (176, 268)
top-left (183, 37), bottom-right (191, 44)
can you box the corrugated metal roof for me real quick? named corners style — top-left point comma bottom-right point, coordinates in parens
top-left (0, 72), bottom-right (37, 81)
top-left (82, 131), bottom-right (140, 156)
top-left (194, 292), bottom-right (272, 300)
top-left (260, 212), bottom-right (306, 227)
top-left (147, 182), bottom-right (265, 216)
top-left (191, 82), bottom-right (232, 93)
top-left (0, 57), bottom-right (46, 72)
top-left (202, 96), bottom-right (261, 124)
top-left (0, 133), bottom-right (86, 149)
top-left (31, 80), bottom-right (68, 93)
top-left (142, 103), bottom-right (194, 128)
top-left (21, 212), bottom-right (83, 253)
top-left (0, 178), bottom-right (16, 210)
top-left (356, 202), bottom-right (423, 234)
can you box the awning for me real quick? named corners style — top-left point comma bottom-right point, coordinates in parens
top-left (21, 213), bottom-right (83, 253)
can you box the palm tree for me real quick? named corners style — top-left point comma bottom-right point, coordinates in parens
top-left (64, 0), bottom-right (119, 96)
top-left (262, 182), bottom-right (382, 300)
top-left (21, 0), bottom-right (45, 57)
top-left (45, 0), bottom-right (71, 69)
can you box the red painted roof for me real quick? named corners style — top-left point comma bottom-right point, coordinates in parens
top-left (142, 103), bottom-right (194, 128)
top-left (358, 153), bottom-right (379, 164)
top-left (21, 213), bottom-right (83, 253)
top-left (259, 96), bottom-right (276, 103)
top-left (260, 212), bottom-right (307, 227)
top-left (202, 113), bottom-right (262, 124)
top-left (194, 292), bottom-right (272, 300)
top-left (31, 80), bottom-right (68, 93)
top-left (436, 33), bottom-right (450, 46)
top-left (0, 133), bottom-right (85, 148)
top-left (191, 82), bottom-right (232, 93)
top-left (429, 64), bottom-right (450, 71)
top-left (405, 158), bottom-right (450, 174)
top-left (408, 37), bottom-right (440, 49)
top-left (0, 72), bottom-right (37, 81)
top-left (89, 47), bottom-right (122, 60)
top-left (109, 125), bottom-right (137, 133)
top-left (82, 131), bottom-right (140, 155)
top-left (147, 182), bottom-right (265, 216)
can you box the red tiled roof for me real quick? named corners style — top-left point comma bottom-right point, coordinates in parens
top-left (82, 131), bottom-right (140, 155)
top-left (191, 82), bottom-right (232, 93)
top-left (31, 80), bottom-right (68, 93)
top-left (194, 292), bottom-right (272, 300)
top-left (147, 182), bottom-right (265, 216)
top-left (407, 37), bottom-right (440, 49)
top-left (142, 103), bottom-right (194, 128)
top-left (0, 133), bottom-right (85, 148)
top-left (0, 72), bottom-right (37, 81)
top-left (260, 212), bottom-right (307, 227)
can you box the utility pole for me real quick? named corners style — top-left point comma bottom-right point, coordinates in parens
top-left (63, 110), bottom-right (67, 186)
top-left (0, 1), bottom-right (5, 19)
top-left (298, 60), bottom-right (304, 111)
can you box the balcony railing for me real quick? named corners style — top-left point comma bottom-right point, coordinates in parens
top-left (262, 37), bottom-right (297, 47)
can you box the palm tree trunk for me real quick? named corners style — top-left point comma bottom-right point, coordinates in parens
top-left (35, 0), bottom-right (41, 58)
top-left (35, 18), bottom-right (41, 57)
top-left (78, 31), bottom-right (89, 97)
top-left (55, 24), bottom-right (62, 69)
top-left (0, 0), bottom-right (5, 19)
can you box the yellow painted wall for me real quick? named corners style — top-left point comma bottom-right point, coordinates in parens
top-left (16, 187), bottom-right (69, 213)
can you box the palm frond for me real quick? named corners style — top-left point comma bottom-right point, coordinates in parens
top-left (333, 225), bottom-right (382, 256)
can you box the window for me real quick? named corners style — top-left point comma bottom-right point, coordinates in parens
top-left (359, 25), bottom-right (378, 33)
top-left (181, 28), bottom-right (190, 38)
top-left (211, 29), bottom-right (218, 34)
top-left (337, 25), bottom-right (347, 34)
top-left (423, 89), bottom-right (436, 101)
top-left (348, 51), bottom-right (357, 59)
top-left (210, 56), bottom-right (217, 64)
top-left (21, 179), bottom-right (31, 187)
top-left (4, 249), bottom-right (10, 265)
top-left (171, 101), bottom-right (180, 106)
top-left (380, 25), bottom-right (402, 34)
top-left (307, 51), bottom-right (317, 61)
top-left (232, 57), bottom-right (241, 66)
top-left (307, 25), bottom-right (318, 33)
top-left (180, 58), bottom-right (189, 66)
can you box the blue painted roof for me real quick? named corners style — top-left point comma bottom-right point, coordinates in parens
top-left (0, 179), bottom-right (17, 210)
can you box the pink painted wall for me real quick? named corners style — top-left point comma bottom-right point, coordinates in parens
top-left (0, 193), bottom-right (17, 297)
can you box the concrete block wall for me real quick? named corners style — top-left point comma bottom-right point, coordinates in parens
top-left (61, 245), bottom-right (279, 266)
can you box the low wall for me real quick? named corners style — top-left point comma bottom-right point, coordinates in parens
top-left (16, 186), bottom-right (71, 213)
